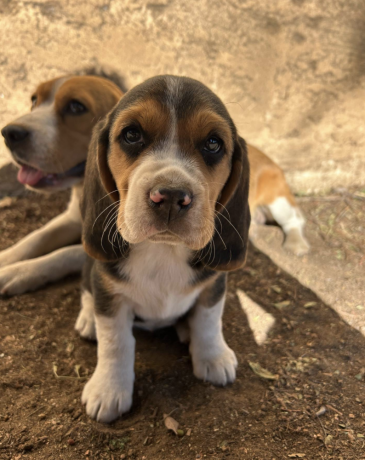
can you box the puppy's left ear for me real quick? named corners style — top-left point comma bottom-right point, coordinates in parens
top-left (201, 135), bottom-right (251, 271)
top-left (81, 113), bottom-right (126, 261)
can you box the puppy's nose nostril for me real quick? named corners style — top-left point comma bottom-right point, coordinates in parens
top-left (150, 190), bottom-right (166, 204)
top-left (179, 194), bottom-right (192, 207)
top-left (1, 125), bottom-right (30, 144)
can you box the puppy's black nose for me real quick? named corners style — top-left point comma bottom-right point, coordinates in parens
top-left (1, 125), bottom-right (30, 146)
top-left (149, 188), bottom-right (193, 223)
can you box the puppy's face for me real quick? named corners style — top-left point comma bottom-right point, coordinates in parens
top-left (1, 76), bottom-right (122, 192)
top-left (102, 77), bottom-right (238, 251)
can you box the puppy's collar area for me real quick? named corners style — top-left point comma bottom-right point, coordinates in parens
top-left (17, 160), bottom-right (86, 188)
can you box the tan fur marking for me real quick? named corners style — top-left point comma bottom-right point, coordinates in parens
top-left (111, 98), bottom-right (170, 142)
top-left (33, 77), bottom-right (65, 107)
top-left (248, 144), bottom-right (296, 212)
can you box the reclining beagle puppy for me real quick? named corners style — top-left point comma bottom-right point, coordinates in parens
top-left (79, 75), bottom-right (251, 422)
top-left (0, 72), bottom-right (124, 295)
top-left (0, 72), bottom-right (308, 296)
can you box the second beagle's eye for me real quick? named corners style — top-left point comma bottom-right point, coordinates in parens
top-left (66, 100), bottom-right (88, 115)
top-left (204, 136), bottom-right (222, 154)
top-left (123, 126), bottom-right (143, 144)
top-left (31, 95), bottom-right (37, 108)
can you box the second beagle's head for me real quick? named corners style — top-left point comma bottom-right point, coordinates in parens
top-left (1, 75), bottom-right (123, 192)
top-left (82, 75), bottom-right (251, 271)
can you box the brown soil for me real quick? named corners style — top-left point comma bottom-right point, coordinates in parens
top-left (1, 192), bottom-right (365, 460)
top-left (299, 187), bottom-right (365, 268)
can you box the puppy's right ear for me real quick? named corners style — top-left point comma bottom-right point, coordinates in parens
top-left (81, 114), bottom-right (127, 261)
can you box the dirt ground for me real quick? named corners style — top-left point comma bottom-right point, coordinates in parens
top-left (1, 0), bottom-right (365, 192)
top-left (0, 187), bottom-right (365, 460)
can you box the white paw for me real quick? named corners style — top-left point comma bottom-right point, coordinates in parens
top-left (75, 308), bottom-right (96, 340)
top-left (75, 291), bottom-right (96, 340)
top-left (283, 235), bottom-right (310, 256)
top-left (175, 320), bottom-right (190, 344)
top-left (0, 262), bottom-right (40, 296)
top-left (82, 370), bottom-right (133, 423)
top-left (191, 342), bottom-right (238, 386)
top-left (75, 310), bottom-right (96, 340)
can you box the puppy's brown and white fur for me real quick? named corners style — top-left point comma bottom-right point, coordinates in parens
top-left (0, 73), bottom-right (123, 295)
top-left (248, 146), bottom-right (308, 255)
top-left (0, 73), bottom-right (308, 297)
top-left (79, 75), bottom-right (251, 422)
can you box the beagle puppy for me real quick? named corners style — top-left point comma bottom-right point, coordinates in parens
top-left (0, 71), bottom-right (308, 296)
top-left (78, 75), bottom-right (251, 422)
top-left (0, 72), bottom-right (124, 295)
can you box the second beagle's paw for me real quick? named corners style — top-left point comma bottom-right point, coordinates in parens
top-left (0, 261), bottom-right (40, 296)
top-left (191, 342), bottom-right (238, 386)
top-left (75, 291), bottom-right (96, 340)
top-left (283, 229), bottom-right (310, 256)
top-left (82, 370), bottom-right (133, 423)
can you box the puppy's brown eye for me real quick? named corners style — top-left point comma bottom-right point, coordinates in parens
top-left (66, 100), bottom-right (87, 115)
top-left (124, 127), bottom-right (142, 144)
top-left (31, 95), bottom-right (37, 108)
top-left (204, 137), bottom-right (222, 154)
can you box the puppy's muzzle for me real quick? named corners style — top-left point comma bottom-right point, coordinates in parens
top-left (149, 187), bottom-right (193, 224)
top-left (1, 125), bottom-right (30, 149)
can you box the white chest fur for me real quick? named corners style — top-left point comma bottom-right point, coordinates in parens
top-left (112, 242), bottom-right (201, 327)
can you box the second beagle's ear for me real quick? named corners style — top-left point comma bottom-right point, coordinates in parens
top-left (201, 135), bottom-right (251, 271)
top-left (81, 114), bottom-right (128, 261)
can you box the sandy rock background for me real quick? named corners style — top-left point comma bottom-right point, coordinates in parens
top-left (1, 0), bottom-right (365, 193)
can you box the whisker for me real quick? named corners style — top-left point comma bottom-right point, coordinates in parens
top-left (92, 199), bottom-right (121, 231)
top-left (215, 211), bottom-right (244, 245)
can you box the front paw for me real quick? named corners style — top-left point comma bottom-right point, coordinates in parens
top-left (82, 370), bottom-right (133, 423)
top-left (191, 342), bottom-right (238, 386)
top-left (283, 229), bottom-right (310, 256)
top-left (75, 297), bottom-right (96, 341)
top-left (0, 262), bottom-right (38, 296)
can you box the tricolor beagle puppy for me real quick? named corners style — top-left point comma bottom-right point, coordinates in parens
top-left (0, 72), bottom-right (124, 295)
top-left (0, 71), bottom-right (308, 297)
top-left (78, 75), bottom-right (251, 422)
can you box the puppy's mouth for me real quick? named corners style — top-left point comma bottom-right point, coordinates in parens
top-left (148, 230), bottom-right (182, 244)
top-left (16, 161), bottom-right (86, 188)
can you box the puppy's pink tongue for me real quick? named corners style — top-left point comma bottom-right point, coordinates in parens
top-left (17, 166), bottom-right (45, 186)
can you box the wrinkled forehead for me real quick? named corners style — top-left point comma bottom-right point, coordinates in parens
top-left (111, 75), bottom-right (235, 140)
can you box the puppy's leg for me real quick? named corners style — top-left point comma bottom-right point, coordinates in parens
top-left (0, 245), bottom-right (86, 296)
top-left (268, 197), bottom-right (310, 256)
top-left (189, 274), bottom-right (237, 386)
top-left (0, 188), bottom-right (82, 267)
top-left (81, 274), bottom-right (135, 423)
top-left (175, 317), bottom-right (190, 344)
top-left (75, 289), bottom-right (97, 340)
top-left (248, 206), bottom-right (266, 240)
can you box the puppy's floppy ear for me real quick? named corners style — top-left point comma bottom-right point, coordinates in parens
top-left (201, 135), bottom-right (251, 271)
top-left (81, 114), bottom-right (128, 261)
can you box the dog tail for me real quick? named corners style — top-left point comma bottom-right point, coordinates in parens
top-left (75, 63), bottom-right (128, 93)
